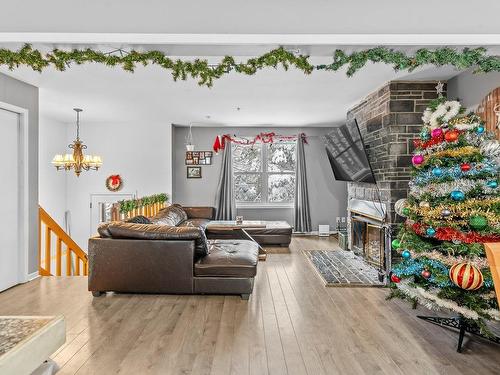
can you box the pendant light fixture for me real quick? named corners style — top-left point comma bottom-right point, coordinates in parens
top-left (51, 108), bottom-right (102, 177)
top-left (185, 123), bottom-right (195, 151)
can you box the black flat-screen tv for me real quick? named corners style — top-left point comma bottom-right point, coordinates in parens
top-left (323, 119), bottom-right (376, 183)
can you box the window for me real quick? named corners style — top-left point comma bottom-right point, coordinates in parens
top-left (233, 141), bottom-right (296, 205)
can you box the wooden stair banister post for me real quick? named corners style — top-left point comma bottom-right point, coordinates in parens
top-left (39, 206), bottom-right (88, 277)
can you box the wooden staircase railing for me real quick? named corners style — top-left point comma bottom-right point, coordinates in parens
top-left (39, 206), bottom-right (88, 276)
top-left (110, 201), bottom-right (167, 221)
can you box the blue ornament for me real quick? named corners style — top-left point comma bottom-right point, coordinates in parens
top-left (420, 131), bottom-right (430, 140)
top-left (487, 180), bottom-right (498, 188)
top-left (476, 126), bottom-right (485, 134)
top-left (432, 167), bottom-right (443, 177)
top-left (450, 190), bottom-right (465, 201)
top-left (401, 250), bottom-right (411, 259)
top-left (426, 227), bottom-right (436, 237)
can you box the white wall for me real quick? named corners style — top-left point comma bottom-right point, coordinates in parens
top-left (38, 116), bottom-right (68, 226)
top-left (447, 70), bottom-right (500, 111)
top-left (172, 126), bottom-right (348, 232)
top-left (63, 121), bottom-right (172, 249)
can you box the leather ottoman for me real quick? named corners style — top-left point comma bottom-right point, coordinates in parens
top-left (206, 221), bottom-right (292, 247)
top-left (194, 240), bottom-right (259, 299)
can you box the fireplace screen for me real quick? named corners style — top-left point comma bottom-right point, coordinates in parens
top-left (365, 224), bottom-right (383, 268)
top-left (350, 217), bottom-right (385, 271)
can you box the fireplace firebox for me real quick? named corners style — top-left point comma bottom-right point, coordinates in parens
top-left (348, 198), bottom-right (391, 283)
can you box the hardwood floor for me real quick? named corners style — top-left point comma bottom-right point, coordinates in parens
top-left (1, 236), bottom-right (499, 374)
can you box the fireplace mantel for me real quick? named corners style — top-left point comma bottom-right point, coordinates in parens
top-left (348, 198), bottom-right (386, 222)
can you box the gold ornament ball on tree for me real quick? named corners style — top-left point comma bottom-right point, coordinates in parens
top-left (469, 215), bottom-right (488, 231)
top-left (419, 201), bottom-right (430, 208)
top-left (449, 262), bottom-right (484, 291)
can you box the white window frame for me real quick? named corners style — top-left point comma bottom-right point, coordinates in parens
top-left (233, 142), bottom-right (296, 209)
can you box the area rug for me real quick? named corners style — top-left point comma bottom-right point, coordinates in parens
top-left (303, 250), bottom-right (384, 287)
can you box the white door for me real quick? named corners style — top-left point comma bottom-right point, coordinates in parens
top-left (0, 109), bottom-right (20, 291)
top-left (90, 193), bottom-right (135, 237)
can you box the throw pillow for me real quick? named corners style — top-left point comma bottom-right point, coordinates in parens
top-left (126, 215), bottom-right (152, 224)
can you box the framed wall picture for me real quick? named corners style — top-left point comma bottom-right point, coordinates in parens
top-left (187, 166), bottom-right (202, 179)
top-left (185, 151), bottom-right (213, 165)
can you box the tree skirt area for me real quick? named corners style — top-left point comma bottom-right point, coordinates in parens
top-left (303, 250), bottom-right (384, 287)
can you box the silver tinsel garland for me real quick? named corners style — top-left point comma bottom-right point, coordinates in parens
top-left (409, 178), bottom-right (498, 199)
top-left (419, 133), bottom-right (492, 156)
top-left (397, 280), bottom-right (500, 321)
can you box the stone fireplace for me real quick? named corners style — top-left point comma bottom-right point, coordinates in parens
top-left (346, 81), bottom-right (447, 281)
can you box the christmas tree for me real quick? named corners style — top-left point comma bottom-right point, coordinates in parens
top-left (389, 94), bottom-right (500, 329)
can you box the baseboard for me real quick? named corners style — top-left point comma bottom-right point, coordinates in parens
top-left (26, 271), bottom-right (40, 282)
top-left (293, 230), bottom-right (338, 236)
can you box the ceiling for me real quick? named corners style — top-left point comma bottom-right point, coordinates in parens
top-left (1, 0), bottom-right (499, 35)
top-left (0, 50), bottom-right (464, 127)
top-left (1, 1), bottom-right (498, 127)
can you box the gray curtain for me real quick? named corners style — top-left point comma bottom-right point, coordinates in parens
top-left (294, 134), bottom-right (312, 232)
top-left (215, 142), bottom-right (236, 220)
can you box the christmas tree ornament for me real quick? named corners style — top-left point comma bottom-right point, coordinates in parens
top-left (391, 239), bottom-right (401, 249)
top-left (412, 154), bottom-right (424, 166)
top-left (487, 180), bottom-right (498, 188)
top-left (441, 209), bottom-right (452, 217)
top-left (426, 227), bottom-right (436, 237)
top-left (420, 130), bottom-right (430, 140)
top-left (390, 274), bottom-right (401, 283)
top-left (401, 250), bottom-right (411, 259)
top-left (419, 201), bottom-right (430, 208)
top-left (450, 190), bottom-right (465, 201)
top-left (460, 163), bottom-right (471, 172)
top-left (444, 130), bottom-right (459, 142)
top-left (431, 128), bottom-right (443, 138)
top-left (402, 207), bottom-right (411, 216)
top-left (394, 198), bottom-right (408, 217)
top-left (432, 167), bottom-right (443, 177)
top-left (449, 262), bottom-right (484, 290)
top-left (421, 270), bottom-right (432, 279)
top-left (476, 126), bottom-right (485, 134)
top-left (469, 215), bottom-right (488, 230)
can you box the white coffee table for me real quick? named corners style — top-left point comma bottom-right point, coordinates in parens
top-left (0, 316), bottom-right (65, 375)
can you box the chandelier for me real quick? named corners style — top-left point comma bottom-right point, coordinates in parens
top-left (51, 108), bottom-right (102, 177)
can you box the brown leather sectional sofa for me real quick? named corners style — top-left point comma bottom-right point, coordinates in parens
top-left (88, 205), bottom-right (259, 299)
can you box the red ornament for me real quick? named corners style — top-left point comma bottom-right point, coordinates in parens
top-left (421, 270), bottom-right (431, 279)
top-left (449, 262), bottom-right (484, 291)
top-left (106, 174), bottom-right (123, 192)
top-left (390, 274), bottom-right (401, 283)
top-left (460, 163), bottom-right (471, 172)
top-left (444, 130), bottom-right (459, 142)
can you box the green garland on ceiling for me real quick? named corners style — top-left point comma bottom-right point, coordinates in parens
top-left (1, 44), bottom-right (499, 87)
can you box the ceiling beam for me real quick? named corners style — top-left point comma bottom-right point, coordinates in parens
top-left (1, 33), bottom-right (500, 46)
